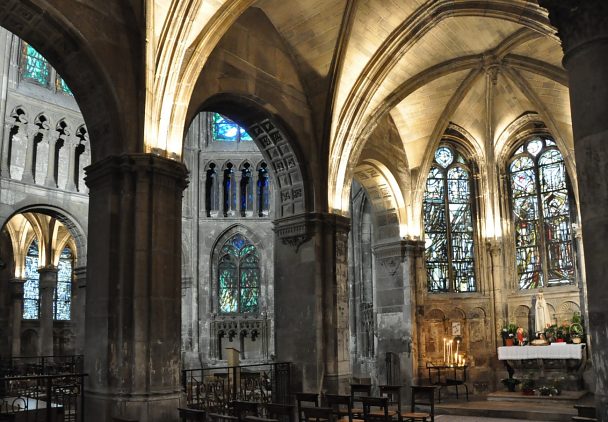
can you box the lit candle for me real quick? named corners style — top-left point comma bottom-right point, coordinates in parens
top-left (456, 340), bottom-right (460, 358)
top-left (454, 353), bottom-right (458, 366)
top-left (443, 338), bottom-right (446, 364)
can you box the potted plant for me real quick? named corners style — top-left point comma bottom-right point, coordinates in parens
top-left (502, 323), bottom-right (518, 346)
top-left (521, 378), bottom-right (535, 395)
top-left (544, 324), bottom-right (557, 343)
top-left (570, 322), bottom-right (584, 344)
top-left (556, 322), bottom-right (570, 342)
top-left (501, 378), bottom-right (521, 392)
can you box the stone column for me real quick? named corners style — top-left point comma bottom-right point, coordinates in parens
top-left (273, 213), bottom-right (351, 394)
top-left (72, 266), bottom-right (86, 354)
top-left (373, 239), bottom-right (423, 403)
top-left (44, 135), bottom-right (59, 188)
top-left (38, 266), bottom-right (58, 357)
top-left (9, 278), bottom-right (25, 356)
top-left (539, 1), bottom-right (608, 418)
top-left (84, 154), bottom-right (187, 422)
top-left (21, 127), bottom-right (45, 184)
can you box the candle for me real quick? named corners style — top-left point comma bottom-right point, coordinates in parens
top-left (454, 353), bottom-right (458, 366)
top-left (456, 340), bottom-right (460, 358)
top-left (443, 338), bottom-right (446, 365)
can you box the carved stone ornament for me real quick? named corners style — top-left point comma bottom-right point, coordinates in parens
top-left (273, 214), bottom-right (312, 251)
top-left (379, 256), bottom-right (401, 277)
top-left (540, 0), bottom-right (608, 55)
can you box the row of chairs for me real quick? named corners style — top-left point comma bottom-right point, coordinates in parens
top-left (179, 401), bottom-right (295, 422)
top-left (296, 385), bottom-right (436, 422)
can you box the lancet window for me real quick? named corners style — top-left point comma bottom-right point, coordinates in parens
top-left (508, 137), bottom-right (576, 289)
top-left (423, 145), bottom-right (476, 293)
top-left (218, 234), bottom-right (260, 314)
top-left (23, 240), bottom-right (40, 319)
top-left (54, 247), bottom-right (72, 320)
top-left (21, 42), bottom-right (73, 95)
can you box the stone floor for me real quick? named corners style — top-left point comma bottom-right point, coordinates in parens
top-left (435, 417), bottom-right (545, 422)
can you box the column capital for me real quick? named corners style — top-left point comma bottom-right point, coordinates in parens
top-left (539, 0), bottom-right (608, 58)
top-left (373, 238), bottom-right (425, 260)
top-left (273, 212), bottom-right (350, 251)
top-left (9, 277), bottom-right (26, 298)
top-left (85, 153), bottom-right (189, 191)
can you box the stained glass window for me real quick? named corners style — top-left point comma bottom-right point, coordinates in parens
top-left (423, 145), bottom-right (476, 292)
top-left (54, 247), bottom-right (72, 320)
top-left (509, 137), bottom-right (575, 289)
top-left (22, 43), bottom-right (50, 86)
top-left (23, 240), bottom-right (40, 319)
top-left (212, 113), bottom-right (252, 142)
top-left (218, 234), bottom-right (260, 313)
top-left (56, 76), bottom-right (73, 95)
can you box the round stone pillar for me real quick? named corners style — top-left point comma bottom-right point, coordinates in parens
top-left (539, 1), bottom-right (608, 418)
top-left (38, 266), bottom-right (58, 357)
top-left (84, 154), bottom-right (188, 422)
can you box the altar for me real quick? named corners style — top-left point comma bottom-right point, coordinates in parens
top-left (497, 344), bottom-right (587, 390)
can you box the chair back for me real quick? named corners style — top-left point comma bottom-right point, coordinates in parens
top-left (178, 407), bottom-right (206, 422)
top-left (232, 401), bottom-right (259, 421)
top-left (267, 403), bottom-right (295, 422)
top-left (378, 385), bottom-right (401, 414)
top-left (324, 394), bottom-right (352, 422)
top-left (300, 406), bottom-right (334, 422)
top-left (350, 383), bottom-right (372, 414)
top-left (410, 386), bottom-right (436, 422)
top-left (361, 396), bottom-right (390, 422)
top-left (295, 393), bottom-right (319, 422)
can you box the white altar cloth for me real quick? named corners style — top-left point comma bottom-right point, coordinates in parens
top-left (497, 344), bottom-right (584, 360)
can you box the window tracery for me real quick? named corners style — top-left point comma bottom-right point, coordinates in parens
top-left (218, 234), bottom-right (260, 314)
top-left (508, 137), bottom-right (575, 289)
top-left (54, 247), bottom-right (72, 320)
top-left (423, 145), bottom-right (476, 293)
top-left (23, 239), bottom-right (40, 319)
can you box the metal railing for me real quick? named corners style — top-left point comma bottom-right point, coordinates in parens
top-left (183, 362), bottom-right (291, 411)
top-left (0, 355), bottom-right (84, 377)
top-left (0, 372), bottom-right (87, 421)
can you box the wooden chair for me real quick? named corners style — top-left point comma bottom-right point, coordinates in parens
top-left (267, 403), bottom-right (296, 422)
top-left (324, 394), bottom-right (354, 422)
top-left (361, 397), bottom-right (391, 422)
top-left (378, 385), bottom-right (401, 419)
top-left (295, 393), bottom-right (319, 422)
top-left (232, 401), bottom-right (259, 421)
top-left (401, 386), bottom-right (436, 422)
top-left (300, 406), bottom-right (334, 422)
top-left (178, 407), bottom-right (207, 422)
top-left (350, 384), bottom-right (371, 417)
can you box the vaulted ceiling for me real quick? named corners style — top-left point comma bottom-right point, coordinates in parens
top-left (148, 0), bottom-right (568, 211)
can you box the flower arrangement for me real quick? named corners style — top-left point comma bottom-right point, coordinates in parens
top-left (501, 377), bottom-right (521, 392)
top-left (501, 323), bottom-right (518, 345)
top-left (543, 312), bottom-right (585, 344)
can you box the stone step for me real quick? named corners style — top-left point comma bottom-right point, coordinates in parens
top-left (487, 390), bottom-right (588, 405)
top-left (435, 398), bottom-right (578, 422)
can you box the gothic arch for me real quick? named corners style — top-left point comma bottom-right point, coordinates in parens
top-left (0, 0), bottom-right (134, 160)
top-left (194, 95), bottom-right (310, 219)
top-left (209, 224), bottom-right (269, 315)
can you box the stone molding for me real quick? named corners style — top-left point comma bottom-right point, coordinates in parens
top-left (373, 238), bottom-right (424, 277)
top-left (273, 212), bottom-right (350, 251)
top-left (540, 0), bottom-right (608, 57)
top-left (85, 153), bottom-right (189, 192)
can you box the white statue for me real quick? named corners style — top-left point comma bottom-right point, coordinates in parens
top-left (535, 292), bottom-right (551, 334)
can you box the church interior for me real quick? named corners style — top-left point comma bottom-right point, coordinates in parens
top-left (0, 1), bottom-right (607, 421)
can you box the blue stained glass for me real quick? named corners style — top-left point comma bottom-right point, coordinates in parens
top-left (22, 43), bottom-right (50, 86)
top-left (23, 240), bottom-right (40, 319)
top-left (509, 138), bottom-right (575, 288)
top-left (56, 77), bottom-right (73, 95)
top-left (218, 234), bottom-right (260, 313)
top-left (212, 113), bottom-right (252, 142)
top-left (424, 145), bottom-right (476, 293)
top-left (54, 247), bottom-right (72, 320)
